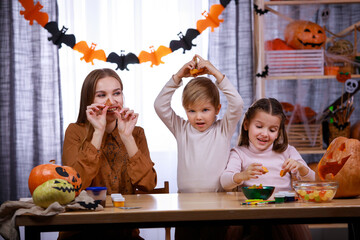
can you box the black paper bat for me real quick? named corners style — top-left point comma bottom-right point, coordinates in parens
top-left (254, 4), bottom-right (268, 15)
top-left (106, 51), bottom-right (139, 71)
top-left (169, 29), bottom-right (200, 54)
top-left (220, 0), bottom-right (231, 8)
top-left (78, 200), bottom-right (101, 210)
top-left (256, 65), bottom-right (269, 78)
top-left (44, 21), bottom-right (76, 48)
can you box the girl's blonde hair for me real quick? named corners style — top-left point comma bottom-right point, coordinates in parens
top-left (238, 98), bottom-right (288, 153)
top-left (182, 77), bottom-right (220, 109)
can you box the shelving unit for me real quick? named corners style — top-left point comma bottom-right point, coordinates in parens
top-left (253, 0), bottom-right (360, 154)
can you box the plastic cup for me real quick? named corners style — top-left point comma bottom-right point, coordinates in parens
top-left (85, 187), bottom-right (107, 207)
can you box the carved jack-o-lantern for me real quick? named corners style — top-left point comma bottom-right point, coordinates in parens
top-left (318, 137), bottom-right (360, 198)
top-left (284, 20), bottom-right (326, 50)
top-left (28, 160), bottom-right (82, 196)
top-left (32, 179), bottom-right (75, 208)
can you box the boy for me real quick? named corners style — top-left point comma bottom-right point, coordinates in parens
top-left (154, 55), bottom-right (243, 193)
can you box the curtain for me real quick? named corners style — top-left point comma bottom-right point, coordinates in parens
top-left (208, 0), bottom-right (255, 147)
top-left (0, 0), bottom-right (62, 204)
top-left (208, 1), bottom-right (360, 163)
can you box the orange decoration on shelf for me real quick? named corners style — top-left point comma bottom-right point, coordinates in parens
top-left (265, 38), bottom-right (295, 51)
top-left (19, 0), bottom-right (49, 27)
top-left (317, 137), bottom-right (360, 198)
top-left (138, 46), bottom-right (172, 67)
top-left (284, 20), bottom-right (326, 50)
top-left (196, 4), bottom-right (224, 33)
top-left (336, 72), bottom-right (351, 83)
top-left (73, 42), bottom-right (107, 65)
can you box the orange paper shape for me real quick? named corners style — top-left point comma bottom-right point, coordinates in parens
top-left (280, 170), bottom-right (286, 177)
top-left (19, 0), bottom-right (49, 27)
top-left (73, 41), bottom-right (107, 65)
top-left (138, 46), bottom-right (172, 67)
top-left (262, 166), bottom-right (269, 173)
top-left (196, 4), bottom-right (225, 33)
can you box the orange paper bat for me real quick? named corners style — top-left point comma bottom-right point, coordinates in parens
top-left (196, 4), bottom-right (225, 33)
top-left (138, 46), bottom-right (172, 67)
top-left (19, 0), bottom-right (49, 27)
top-left (73, 41), bottom-right (107, 65)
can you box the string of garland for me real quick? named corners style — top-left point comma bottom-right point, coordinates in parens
top-left (18, 0), bottom-right (231, 71)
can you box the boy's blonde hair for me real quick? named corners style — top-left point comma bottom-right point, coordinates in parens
top-left (182, 77), bottom-right (220, 109)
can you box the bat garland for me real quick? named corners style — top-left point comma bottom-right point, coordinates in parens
top-left (18, 0), bottom-right (230, 71)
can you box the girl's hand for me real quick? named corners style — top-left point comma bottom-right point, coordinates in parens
top-left (115, 107), bottom-right (139, 138)
top-left (233, 163), bottom-right (263, 183)
top-left (282, 159), bottom-right (309, 177)
top-left (86, 103), bottom-right (107, 133)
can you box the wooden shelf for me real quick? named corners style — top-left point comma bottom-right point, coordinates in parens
top-left (266, 74), bottom-right (360, 80)
top-left (265, 0), bottom-right (360, 6)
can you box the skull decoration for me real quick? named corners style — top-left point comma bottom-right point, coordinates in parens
top-left (32, 179), bottom-right (75, 208)
top-left (28, 160), bottom-right (82, 196)
top-left (345, 79), bottom-right (359, 93)
top-left (317, 137), bottom-right (360, 198)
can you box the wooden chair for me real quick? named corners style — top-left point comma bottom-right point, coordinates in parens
top-left (136, 181), bottom-right (171, 240)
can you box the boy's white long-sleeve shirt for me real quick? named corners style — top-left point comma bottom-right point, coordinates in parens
top-left (220, 143), bottom-right (315, 192)
top-left (154, 76), bottom-right (244, 193)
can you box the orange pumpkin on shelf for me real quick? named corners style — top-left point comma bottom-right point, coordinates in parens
top-left (284, 20), bottom-right (326, 50)
top-left (317, 137), bottom-right (360, 198)
top-left (265, 38), bottom-right (295, 51)
top-left (28, 160), bottom-right (82, 196)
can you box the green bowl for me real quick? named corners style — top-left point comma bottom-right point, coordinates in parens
top-left (241, 186), bottom-right (275, 200)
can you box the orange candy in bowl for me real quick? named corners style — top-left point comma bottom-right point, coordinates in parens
top-left (292, 181), bottom-right (338, 203)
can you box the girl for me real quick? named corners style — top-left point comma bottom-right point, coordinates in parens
top-left (221, 98), bottom-right (314, 240)
top-left (61, 68), bottom-right (156, 240)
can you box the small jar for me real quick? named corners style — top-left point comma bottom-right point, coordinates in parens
top-left (274, 193), bottom-right (285, 203)
top-left (111, 193), bottom-right (125, 207)
top-left (284, 192), bottom-right (296, 202)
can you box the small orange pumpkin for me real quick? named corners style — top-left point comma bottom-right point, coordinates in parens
top-left (265, 38), bottom-right (295, 51)
top-left (317, 137), bottom-right (360, 198)
top-left (284, 20), bottom-right (326, 50)
top-left (28, 160), bottom-right (82, 196)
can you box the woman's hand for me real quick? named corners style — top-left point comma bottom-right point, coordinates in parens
top-left (282, 158), bottom-right (309, 177)
top-left (115, 107), bottom-right (139, 157)
top-left (115, 107), bottom-right (139, 137)
top-left (86, 103), bottom-right (108, 149)
top-left (233, 163), bottom-right (264, 183)
top-left (86, 103), bottom-right (107, 133)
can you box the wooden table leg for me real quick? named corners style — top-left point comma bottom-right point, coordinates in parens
top-left (348, 222), bottom-right (359, 240)
top-left (24, 226), bottom-right (40, 240)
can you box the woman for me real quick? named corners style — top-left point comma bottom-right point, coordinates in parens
top-left (60, 68), bottom-right (157, 239)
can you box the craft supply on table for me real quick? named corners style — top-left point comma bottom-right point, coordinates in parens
top-left (85, 187), bottom-right (107, 207)
top-left (111, 193), bottom-right (125, 207)
top-left (274, 192), bottom-right (285, 203)
top-left (241, 199), bottom-right (276, 205)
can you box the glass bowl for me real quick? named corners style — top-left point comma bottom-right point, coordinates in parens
top-left (241, 186), bottom-right (275, 200)
top-left (292, 181), bottom-right (338, 203)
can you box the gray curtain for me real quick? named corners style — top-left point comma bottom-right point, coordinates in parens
top-left (208, 1), bottom-right (360, 163)
top-left (208, 0), bottom-right (254, 147)
top-left (0, 0), bottom-right (62, 204)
